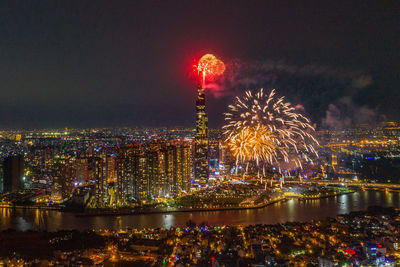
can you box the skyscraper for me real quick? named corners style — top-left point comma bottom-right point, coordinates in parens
top-left (194, 87), bottom-right (209, 183)
top-left (94, 156), bottom-right (106, 207)
top-left (179, 142), bottom-right (192, 193)
top-left (163, 143), bottom-right (175, 195)
top-left (3, 155), bottom-right (24, 193)
top-left (146, 142), bottom-right (165, 199)
top-left (76, 157), bottom-right (89, 184)
top-left (116, 143), bottom-right (143, 205)
top-left (55, 155), bottom-right (76, 198)
top-left (116, 141), bottom-right (192, 205)
top-left (193, 54), bottom-right (225, 183)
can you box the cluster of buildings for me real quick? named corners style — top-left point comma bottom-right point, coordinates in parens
top-left (0, 125), bottom-right (232, 209)
top-left (114, 140), bottom-right (192, 206)
top-left (0, 76), bottom-right (233, 208)
top-left (315, 122), bottom-right (400, 183)
top-left (1, 208), bottom-right (399, 266)
top-left (3, 71), bottom-right (400, 210)
top-left (0, 138), bottom-right (194, 208)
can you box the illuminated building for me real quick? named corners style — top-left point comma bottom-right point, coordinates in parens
top-left (116, 144), bottom-right (142, 205)
top-left (180, 142), bottom-right (192, 193)
top-left (177, 142), bottom-right (192, 193)
top-left (53, 155), bottom-right (76, 198)
top-left (99, 151), bottom-right (110, 204)
top-left (208, 140), bottom-right (220, 169)
top-left (193, 54), bottom-right (225, 183)
top-left (106, 155), bottom-right (117, 183)
top-left (164, 141), bottom-right (192, 196)
top-left (144, 141), bottom-right (192, 198)
top-left (0, 162), bottom-right (3, 192)
top-left (172, 144), bottom-right (183, 195)
top-left (331, 154), bottom-right (337, 172)
top-left (163, 144), bottom-right (175, 195)
top-left (94, 157), bottom-right (107, 207)
top-left (3, 155), bottom-right (24, 193)
top-left (215, 142), bottom-right (234, 175)
top-left (116, 141), bottom-right (192, 204)
top-left (146, 142), bottom-right (165, 199)
top-left (194, 87), bottom-right (209, 182)
top-left (137, 157), bottom-right (147, 201)
top-left (76, 157), bottom-right (89, 183)
top-left (116, 143), bottom-right (155, 204)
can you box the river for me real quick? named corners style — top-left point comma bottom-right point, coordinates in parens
top-left (0, 190), bottom-right (399, 232)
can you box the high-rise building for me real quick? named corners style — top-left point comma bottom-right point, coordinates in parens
top-left (146, 142), bottom-right (165, 199)
top-left (163, 144), bottom-right (175, 196)
top-left (179, 142), bottom-right (192, 193)
top-left (114, 141), bottom-right (192, 205)
top-left (116, 143), bottom-right (143, 205)
top-left (106, 155), bottom-right (117, 183)
top-left (76, 157), bottom-right (89, 183)
top-left (3, 155), bottom-right (24, 193)
top-left (209, 140), bottom-right (220, 170)
top-left (93, 156), bottom-right (106, 207)
top-left (194, 87), bottom-right (209, 183)
top-left (137, 157), bottom-right (147, 201)
top-left (53, 155), bottom-right (76, 198)
top-left (172, 144), bottom-right (182, 195)
top-left (165, 141), bottom-right (192, 196)
top-left (0, 161), bottom-right (3, 193)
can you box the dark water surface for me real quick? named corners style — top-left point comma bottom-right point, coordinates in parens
top-left (1, 190), bottom-right (399, 231)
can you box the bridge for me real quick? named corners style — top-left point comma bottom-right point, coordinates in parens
top-left (285, 180), bottom-right (400, 190)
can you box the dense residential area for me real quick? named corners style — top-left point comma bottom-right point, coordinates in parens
top-left (1, 207), bottom-right (399, 266)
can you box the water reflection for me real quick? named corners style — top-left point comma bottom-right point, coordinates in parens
top-left (287, 199), bottom-right (295, 221)
top-left (385, 191), bottom-right (393, 206)
top-left (337, 194), bottom-right (349, 214)
top-left (163, 214), bottom-right (174, 229)
top-left (1, 190), bottom-right (400, 232)
top-left (15, 217), bottom-right (31, 231)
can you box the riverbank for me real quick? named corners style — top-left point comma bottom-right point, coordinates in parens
top-left (76, 196), bottom-right (288, 217)
top-left (1, 190), bottom-right (399, 232)
top-left (0, 190), bottom-right (356, 216)
top-left (77, 190), bottom-right (356, 217)
top-left (298, 190), bottom-right (355, 201)
top-left (0, 204), bottom-right (61, 210)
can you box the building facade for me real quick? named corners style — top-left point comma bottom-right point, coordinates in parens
top-left (116, 141), bottom-right (192, 206)
top-left (194, 87), bottom-right (209, 183)
top-left (3, 155), bottom-right (24, 193)
top-left (116, 143), bottom-right (143, 205)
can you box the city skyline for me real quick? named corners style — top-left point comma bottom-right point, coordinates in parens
top-left (0, 1), bottom-right (399, 129)
top-left (1, 2), bottom-right (400, 266)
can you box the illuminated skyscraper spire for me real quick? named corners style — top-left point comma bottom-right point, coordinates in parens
top-left (193, 54), bottom-right (225, 183)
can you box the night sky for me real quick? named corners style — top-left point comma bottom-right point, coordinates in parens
top-left (1, 1), bottom-right (399, 129)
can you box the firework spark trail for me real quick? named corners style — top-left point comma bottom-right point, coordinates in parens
top-left (223, 88), bottom-right (319, 172)
top-left (195, 54), bottom-right (225, 88)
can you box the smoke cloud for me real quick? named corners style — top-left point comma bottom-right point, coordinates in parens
top-left (205, 59), bottom-right (372, 97)
top-left (205, 58), bottom-right (377, 128)
top-left (322, 96), bottom-right (380, 129)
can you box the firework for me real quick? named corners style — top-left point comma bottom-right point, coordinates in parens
top-left (195, 54), bottom-right (225, 88)
top-left (223, 88), bottom-right (318, 171)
